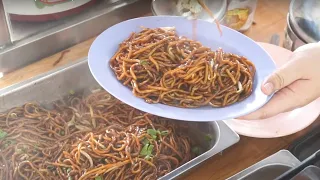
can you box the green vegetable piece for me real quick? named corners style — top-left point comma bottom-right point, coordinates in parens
top-left (151, 135), bottom-right (157, 140)
top-left (147, 145), bottom-right (154, 155)
top-left (139, 60), bottom-right (149, 65)
top-left (95, 176), bottom-right (103, 180)
top-left (0, 129), bottom-right (7, 139)
top-left (60, 130), bottom-right (65, 136)
top-left (140, 144), bottom-right (150, 156)
top-left (192, 146), bottom-right (202, 156)
top-left (140, 143), bottom-right (154, 157)
top-left (68, 176), bottom-right (73, 180)
top-left (147, 129), bottom-right (157, 136)
top-left (205, 134), bottom-right (213, 142)
top-left (142, 138), bottom-right (149, 145)
top-left (160, 130), bottom-right (169, 136)
top-left (147, 129), bottom-right (159, 139)
top-left (35, 1), bottom-right (45, 9)
top-left (69, 90), bottom-right (75, 95)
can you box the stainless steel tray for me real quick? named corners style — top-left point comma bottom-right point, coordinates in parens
top-left (227, 150), bottom-right (301, 180)
top-left (0, 58), bottom-right (240, 179)
top-left (293, 165), bottom-right (320, 180)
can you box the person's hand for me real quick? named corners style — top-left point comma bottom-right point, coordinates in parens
top-left (240, 42), bottom-right (320, 120)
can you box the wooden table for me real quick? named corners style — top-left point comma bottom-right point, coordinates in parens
top-left (1, 0), bottom-right (319, 179)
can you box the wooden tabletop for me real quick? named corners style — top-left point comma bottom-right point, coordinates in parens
top-left (0, 0), bottom-right (319, 179)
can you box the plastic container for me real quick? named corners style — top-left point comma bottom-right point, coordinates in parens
top-left (151, 0), bottom-right (227, 22)
top-left (221, 0), bottom-right (258, 32)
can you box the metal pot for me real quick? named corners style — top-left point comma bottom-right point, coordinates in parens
top-left (283, 14), bottom-right (306, 51)
top-left (283, 0), bottom-right (320, 51)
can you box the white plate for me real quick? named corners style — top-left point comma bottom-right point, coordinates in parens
top-left (4, 0), bottom-right (92, 15)
top-left (224, 43), bottom-right (320, 138)
top-left (88, 16), bottom-right (276, 121)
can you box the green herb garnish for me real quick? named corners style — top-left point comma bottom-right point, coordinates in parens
top-left (141, 129), bottom-right (170, 159)
top-left (148, 145), bottom-right (154, 154)
top-left (95, 176), bottom-right (103, 180)
top-left (140, 144), bottom-right (154, 157)
top-left (139, 60), bottom-right (149, 65)
top-left (60, 130), bottom-right (65, 136)
top-left (146, 129), bottom-right (170, 139)
top-left (160, 130), bottom-right (169, 136)
top-left (147, 129), bottom-right (157, 136)
top-left (147, 129), bottom-right (158, 140)
top-left (0, 129), bottom-right (7, 139)
top-left (192, 146), bottom-right (202, 156)
top-left (140, 144), bottom-right (149, 156)
top-left (141, 138), bottom-right (150, 145)
top-left (205, 134), bottom-right (213, 142)
top-left (69, 90), bottom-right (75, 95)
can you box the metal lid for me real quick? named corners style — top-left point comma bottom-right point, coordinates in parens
top-left (151, 0), bottom-right (227, 22)
top-left (289, 0), bottom-right (320, 43)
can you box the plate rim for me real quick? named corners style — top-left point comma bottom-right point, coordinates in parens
top-left (4, 0), bottom-right (93, 16)
top-left (224, 98), bottom-right (320, 138)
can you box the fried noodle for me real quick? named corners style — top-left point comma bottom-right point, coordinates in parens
top-left (110, 27), bottom-right (256, 108)
top-left (0, 91), bottom-right (193, 180)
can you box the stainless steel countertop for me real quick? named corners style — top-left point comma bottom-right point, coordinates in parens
top-left (0, 0), bottom-right (151, 74)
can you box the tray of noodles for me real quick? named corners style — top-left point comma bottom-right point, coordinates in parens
top-left (0, 59), bottom-right (239, 180)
